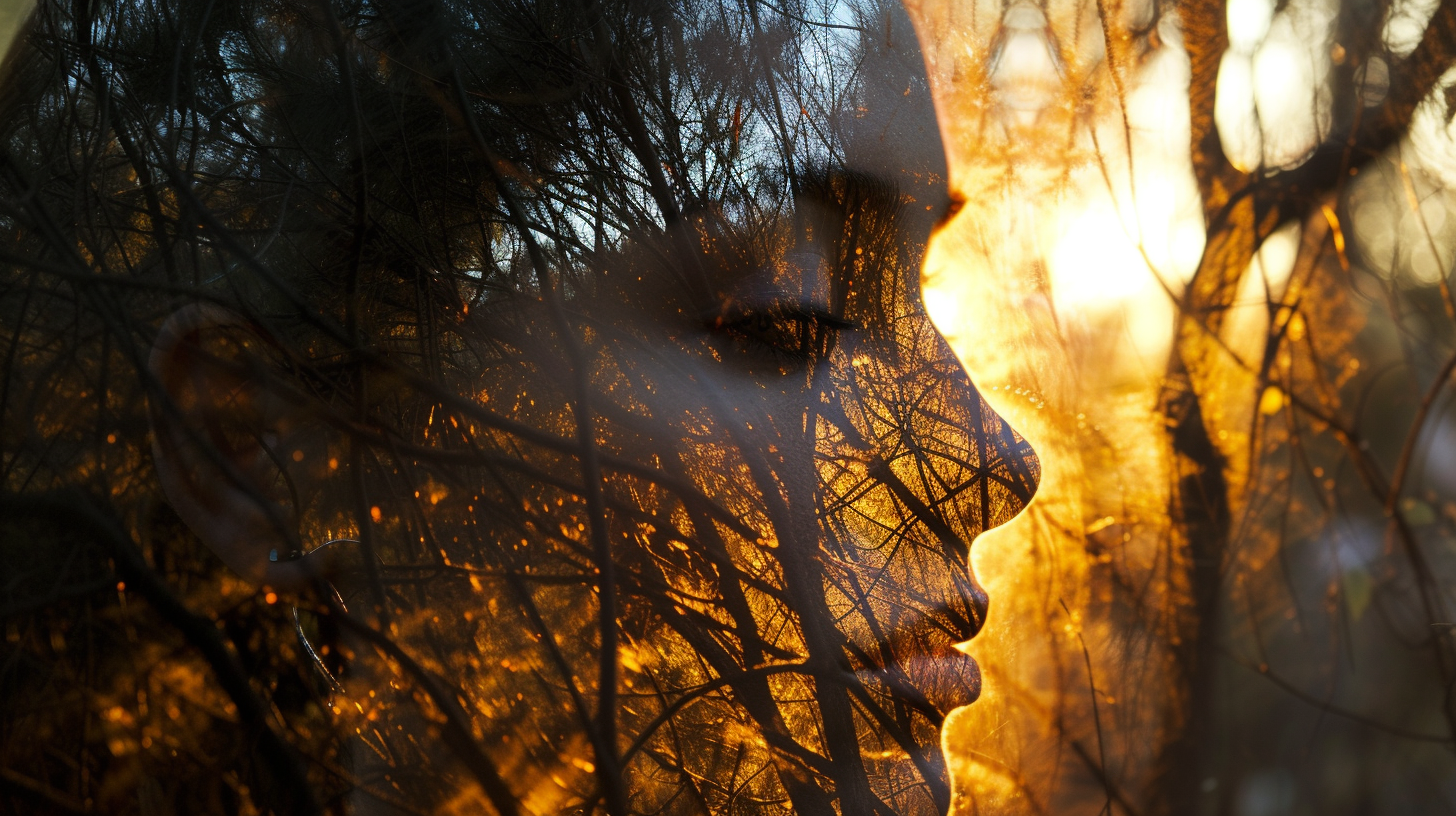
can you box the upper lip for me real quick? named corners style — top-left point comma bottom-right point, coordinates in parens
top-left (914, 596), bottom-right (987, 657)
top-left (919, 554), bottom-right (990, 647)
top-left (851, 596), bottom-right (988, 716)
top-left (858, 579), bottom-right (989, 668)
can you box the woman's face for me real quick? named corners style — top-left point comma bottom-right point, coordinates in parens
top-left (269, 175), bottom-right (1037, 816)
top-left (140, 4), bottom-right (1038, 814)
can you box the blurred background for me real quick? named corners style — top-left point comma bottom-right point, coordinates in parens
top-left (908, 0), bottom-right (1456, 812)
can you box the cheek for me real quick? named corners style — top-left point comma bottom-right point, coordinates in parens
top-left (599, 331), bottom-right (813, 440)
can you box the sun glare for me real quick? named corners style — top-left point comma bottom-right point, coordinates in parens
top-left (908, 0), bottom-right (1211, 808)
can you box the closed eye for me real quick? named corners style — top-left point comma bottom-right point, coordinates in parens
top-left (712, 304), bottom-right (855, 364)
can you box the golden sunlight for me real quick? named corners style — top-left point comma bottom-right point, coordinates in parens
top-left (909, 0), bottom-right (1456, 809)
top-left (907, 0), bottom-right (1219, 810)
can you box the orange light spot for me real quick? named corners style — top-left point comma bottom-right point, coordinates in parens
top-left (1258, 386), bottom-right (1286, 415)
top-left (264, 591), bottom-right (278, 605)
top-left (370, 506), bottom-right (383, 523)
top-left (292, 450), bottom-right (304, 462)
top-left (1322, 204), bottom-right (1350, 271)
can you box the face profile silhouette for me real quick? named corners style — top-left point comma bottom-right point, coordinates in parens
top-left (135, 1), bottom-right (1041, 813)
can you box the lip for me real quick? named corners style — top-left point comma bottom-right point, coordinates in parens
top-left (901, 647), bottom-right (983, 715)
top-left (852, 584), bottom-right (990, 717)
top-left (854, 644), bottom-right (983, 718)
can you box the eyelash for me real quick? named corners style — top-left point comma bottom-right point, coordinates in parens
top-left (713, 306), bottom-right (854, 364)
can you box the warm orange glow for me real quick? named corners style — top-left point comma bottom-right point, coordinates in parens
top-left (906, 0), bottom-right (1210, 808)
top-left (9, 0), bottom-right (1450, 810)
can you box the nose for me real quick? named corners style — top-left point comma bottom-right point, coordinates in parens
top-left (908, 311), bottom-right (1040, 544)
top-left (838, 301), bottom-right (1037, 652)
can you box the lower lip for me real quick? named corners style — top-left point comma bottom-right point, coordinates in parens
top-left (858, 648), bottom-right (983, 716)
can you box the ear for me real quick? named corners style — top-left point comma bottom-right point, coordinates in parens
top-left (148, 304), bottom-right (322, 591)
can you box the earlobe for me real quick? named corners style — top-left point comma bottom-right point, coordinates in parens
top-left (148, 304), bottom-right (320, 591)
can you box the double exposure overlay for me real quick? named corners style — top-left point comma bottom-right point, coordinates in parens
top-left (0, 1), bottom-right (1037, 814)
top-left (5, 0), bottom-right (1456, 812)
